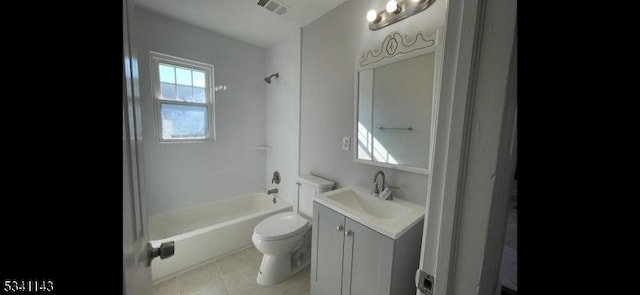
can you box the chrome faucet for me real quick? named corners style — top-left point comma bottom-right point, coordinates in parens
top-left (267, 188), bottom-right (279, 195)
top-left (372, 170), bottom-right (393, 200)
top-left (372, 170), bottom-right (385, 197)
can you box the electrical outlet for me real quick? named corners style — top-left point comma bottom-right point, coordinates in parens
top-left (342, 137), bottom-right (350, 151)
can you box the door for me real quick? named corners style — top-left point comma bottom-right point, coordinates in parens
top-left (311, 203), bottom-right (346, 295)
top-left (416, 0), bottom-right (517, 294)
top-left (122, 0), bottom-right (153, 294)
top-left (342, 218), bottom-right (394, 295)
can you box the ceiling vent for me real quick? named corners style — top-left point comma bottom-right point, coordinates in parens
top-left (257, 0), bottom-right (290, 15)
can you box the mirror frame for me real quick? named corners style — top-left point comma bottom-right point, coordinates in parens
top-left (353, 29), bottom-right (443, 175)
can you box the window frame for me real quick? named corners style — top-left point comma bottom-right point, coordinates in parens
top-left (149, 51), bottom-right (216, 143)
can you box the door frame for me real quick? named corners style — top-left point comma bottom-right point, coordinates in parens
top-left (419, 0), bottom-right (517, 294)
top-left (419, 0), bottom-right (489, 292)
top-left (123, 0), bottom-right (153, 293)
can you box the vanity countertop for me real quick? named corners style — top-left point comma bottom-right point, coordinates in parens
top-left (314, 185), bottom-right (425, 239)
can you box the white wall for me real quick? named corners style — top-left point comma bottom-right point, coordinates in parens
top-left (300, 0), bottom-right (446, 205)
top-left (135, 8), bottom-right (268, 214)
top-left (265, 30), bottom-right (302, 209)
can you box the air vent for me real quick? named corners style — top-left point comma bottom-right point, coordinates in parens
top-left (275, 6), bottom-right (287, 15)
top-left (265, 1), bottom-right (279, 11)
top-left (257, 0), bottom-right (290, 15)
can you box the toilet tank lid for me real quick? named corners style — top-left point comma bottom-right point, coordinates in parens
top-left (299, 174), bottom-right (335, 190)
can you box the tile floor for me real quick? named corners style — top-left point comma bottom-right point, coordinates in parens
top-left (153, 246), bottom-right (311, 295)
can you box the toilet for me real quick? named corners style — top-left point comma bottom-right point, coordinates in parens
top-left (252, 174), bottom-right (335, 286)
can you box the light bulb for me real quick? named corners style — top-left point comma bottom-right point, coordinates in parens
top-left (367, 10), bottom-right (378, 22)
top-left (386, 0), bottom-right (398, 13)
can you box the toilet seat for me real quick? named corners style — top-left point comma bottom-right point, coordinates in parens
top-left (254, 212), bottom-right (310, 241)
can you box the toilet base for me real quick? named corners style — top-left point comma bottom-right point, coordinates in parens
top-left (256, 246), bottom-right (311, 286)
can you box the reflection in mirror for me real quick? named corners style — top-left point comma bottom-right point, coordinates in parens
top-left (358, 69), bottom-right (374, 161)
top-left (357, 52), bottom-right (435, 170)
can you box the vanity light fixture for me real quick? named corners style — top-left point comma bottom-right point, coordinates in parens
top-left (386, 0), bottom-right (400, 13)
top-left (367, 10), bottom-right (379, 22)
top-left (366, 0), bottom-right (435, 31)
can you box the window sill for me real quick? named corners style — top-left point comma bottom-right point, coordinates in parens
top-left (156, 138), bottom-right (215, 144)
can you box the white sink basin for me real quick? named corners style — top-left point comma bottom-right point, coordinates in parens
top-left (315, 186), bottom-right (425, 239)
top-left (325, 189), bottom-right (412, 219)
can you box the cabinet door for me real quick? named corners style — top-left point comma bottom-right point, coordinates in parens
top-left (311, 203), bottom-right (346, 295)
top-left (342, 218), bottom-right (394, 295)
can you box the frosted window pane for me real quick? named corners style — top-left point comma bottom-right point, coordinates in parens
top-left (160, 83), bottom-right (176, 100)
top-left (177, 85), bottom-right (193, 101)
top-left (161, 104), bottom-right (207, 139)
top-left (193, 87), bottom-right (206, 103)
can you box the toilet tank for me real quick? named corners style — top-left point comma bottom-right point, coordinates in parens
top-left (298, 174), bottom-right (335, 218)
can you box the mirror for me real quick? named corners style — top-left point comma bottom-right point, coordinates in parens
top-left (354, 30), bottom-right (441, 174)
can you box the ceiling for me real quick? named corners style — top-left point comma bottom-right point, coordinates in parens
top-left (134, 0), bottom-right (348, 48)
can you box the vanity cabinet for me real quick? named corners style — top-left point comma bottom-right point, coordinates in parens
top-left (311, 202), bottom-right (423, 295)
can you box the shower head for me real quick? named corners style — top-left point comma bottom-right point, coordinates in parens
top-left (264, 73), bottom-right (279, 84)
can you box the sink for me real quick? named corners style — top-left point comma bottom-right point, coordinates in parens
top-left (325, 189), bottom-right (411, 219)
top-left (314, 186), bottom-right (425, 239)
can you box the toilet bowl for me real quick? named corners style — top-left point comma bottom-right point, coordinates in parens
top-left (252, 174), bottom-right (335, 286)
top-left (252, 212), bottom-right (311, 286)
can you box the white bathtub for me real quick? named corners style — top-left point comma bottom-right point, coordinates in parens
top-left (149, 193), bottom-right (292, 282)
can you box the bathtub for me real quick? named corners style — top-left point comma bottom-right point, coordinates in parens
top-left (149, 193), bottom-right (292, 282)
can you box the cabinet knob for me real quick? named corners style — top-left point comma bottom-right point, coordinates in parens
top-left (345, 230), bottom-right (353, 237)
top-left (336, 225), bottom-right (344, 232)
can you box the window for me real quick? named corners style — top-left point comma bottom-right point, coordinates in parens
top-left (149, 52), bottom-right (215, 142)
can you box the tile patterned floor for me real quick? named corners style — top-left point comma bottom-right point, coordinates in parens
top-left (153, 246), bottom-right (311, 295)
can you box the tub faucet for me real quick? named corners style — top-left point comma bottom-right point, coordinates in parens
top-left (272, 171), bottom-right (280, 184)
top-left (267, 188), bottom-right (279, 195)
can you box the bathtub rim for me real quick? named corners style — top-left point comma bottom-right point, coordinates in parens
top-left (150, 191), bottom-right (277, 219)
top-left (149, 195), bottom-right (291, 245)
